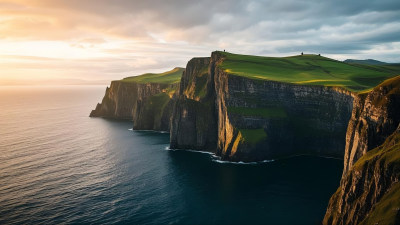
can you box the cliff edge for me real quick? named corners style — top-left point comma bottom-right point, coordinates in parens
top-left (90, 68), bottom-right (183, 131)
top-left (324, 76), bottom-right (400, 225)
top-left (170, 57), bottom-right (218, 151)
top-left (170, 52), bottom-right (367, 161)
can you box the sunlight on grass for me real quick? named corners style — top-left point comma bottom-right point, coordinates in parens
top-left (217, 51), bottom-right (400, 92)
top-left (121, 67), bottom-right (184, 84)
top-left (295, 79), bottom-right (350, 84)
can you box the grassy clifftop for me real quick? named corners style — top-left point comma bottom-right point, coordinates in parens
top-left (218, 52), bottom-right (400, 92)
top-left (121, 67), bottom-right (184, 84)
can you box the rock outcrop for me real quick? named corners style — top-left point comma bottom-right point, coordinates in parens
top-left (90, 81), bottom-right (140, 119)
top-left (170, 52), bottom-right (355, 161)
top-left (90, 77), bottom-right (180, 131)
top-left (170, 57), bottom-right (218, 150)
top-left (342, 77), bottom-right (400, 175)
top-left (324, 76), bottom-right (400, 225)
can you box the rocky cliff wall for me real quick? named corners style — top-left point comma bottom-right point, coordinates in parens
top-left (170, 57), bottom-right (218, 150)
top-left (215, 72), bottom-right (354, 161)
top-left (324, 126), bottom-right (400, 225)
top-left (213, 52), bottom-right (354, 161)
top-left (90, 80), bottom-right (178, 131)
top-left (342, 77), bottom-right (400, 175)
top-left (324, 76), bottom-right (400, 225)
top-left (90, 81), bottom-right (139, 119)
top-left (171, 52), bottom-right (355, 161)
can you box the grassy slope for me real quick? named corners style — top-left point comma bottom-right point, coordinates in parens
top-left (121, 67), bottom-right (184, 84)
top-left (218, 52), bottom-right (400, 92)
top-left (355, 130), bottom-right (400, 225)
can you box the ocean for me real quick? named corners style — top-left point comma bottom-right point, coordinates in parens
top-left (0, 85), bottom-right (342, 224)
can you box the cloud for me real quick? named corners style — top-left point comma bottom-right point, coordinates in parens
top-left (0, 0), bottom-right (399, 84)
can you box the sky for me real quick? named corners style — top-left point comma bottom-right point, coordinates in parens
top-left (1, 0), bottom-right (400, 85)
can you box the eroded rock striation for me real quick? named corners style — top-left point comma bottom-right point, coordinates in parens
top-left (170, 57), bottom-right (218, 151)
top-left (90, 81), bottom-right (140, 119)
top-left (170, 52), bottom-right (355, 161)
top-left (324, 76), bottom-right (400, 225)
top-left (90, 76), bottom-right (180, 131)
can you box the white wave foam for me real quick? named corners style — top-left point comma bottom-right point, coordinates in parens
top-left (164, 146), bottom-right (275, 164)
top-left (164, 147), bottom-right (214, 155)
top-left (185, 149), bottom-right (214, 155)
top-left (128, 129), bottom-right (170, 134)
top-left (212, 158), bottom-right (275, 165)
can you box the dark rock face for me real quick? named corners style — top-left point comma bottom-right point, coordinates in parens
top-left (170, 52), bottom-right (355, 161)
top-left (324, 76), bottom-right (400, 225)
top-left (170, 57), bottom-right (218, 150)
top-left (343, 79), bottom-right (400, 175)
top-left (133, 95), bottom-right (175, 131)
top-left (324, 127), bottom-right (400, 225)
top-left (215, 71), bottom-right (354, 161)
top-left (90, 80), bottom-right (179, 131)
top-left (90, 81), bottom-right (139, 119)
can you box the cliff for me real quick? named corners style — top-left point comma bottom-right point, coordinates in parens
top-left (90, 81), bottom-right (139, 119)
top-left (214, 67), bottom-right (354, 161)
top-left (170, 52), bottom-right (356, 161)
top-left (90, 68), bottom-right (183, 131)
top-left (89, 51), bottom-right (400, 223)
top-left (342, 76), bottom-right (400, 175)
top-left (324, 75), bottom-right (400, 225)
top-left (170, 57), bottom-right (218, 150)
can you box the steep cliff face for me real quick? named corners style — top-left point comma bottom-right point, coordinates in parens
top-left (213, 52), bottom-right (354, 161)
top-left (343, 76), bottom-right (400, 175)
top-left (170, 52), bottom-right (355, 161)
top-left (131, 83), bottom-right (178, 131)
top-left (90, 73), bottom-right (180, 131)
top-left (216, 74), bottom-right (354, 161)
top-left (324, 76), bottom-right (400, 225)
top-left (324, 126), bottom-right (400, 225)
top-left (90, 81), bottom-right (139, 119)
top-left (170, 57), bottom-right (218, 150)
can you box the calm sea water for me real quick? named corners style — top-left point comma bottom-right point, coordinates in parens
top-left (0, 86), bottom-right (342, 225)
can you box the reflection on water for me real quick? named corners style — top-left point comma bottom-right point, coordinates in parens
top-left (0, 86), bottom-right (342, 224)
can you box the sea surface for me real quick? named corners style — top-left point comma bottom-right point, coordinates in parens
top-left (0, 85), bottom-right (343, 225)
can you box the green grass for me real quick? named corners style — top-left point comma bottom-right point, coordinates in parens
top-left (121, 67), bottom-right (184, 84)
top-left (360, 182), bottom-right (400, 225)
top-left (239, 128), bottom-right (267, 144)
top-left (353, 130), bottom-right (400, 225)
top-left (217, 51), bottom-right (400, 92)
top-left (353, 130), bottom-right (400, 170)
top-left (228, 106), bottom-right (287, 118)
top-left (347, 76), bottom-right (400, 224)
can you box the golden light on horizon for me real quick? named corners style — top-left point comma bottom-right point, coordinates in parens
top-left (0, 0), bottom-right (399, 85)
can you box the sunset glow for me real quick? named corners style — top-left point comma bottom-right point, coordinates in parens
top-left (1, 0), bottom-right (399, 85)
